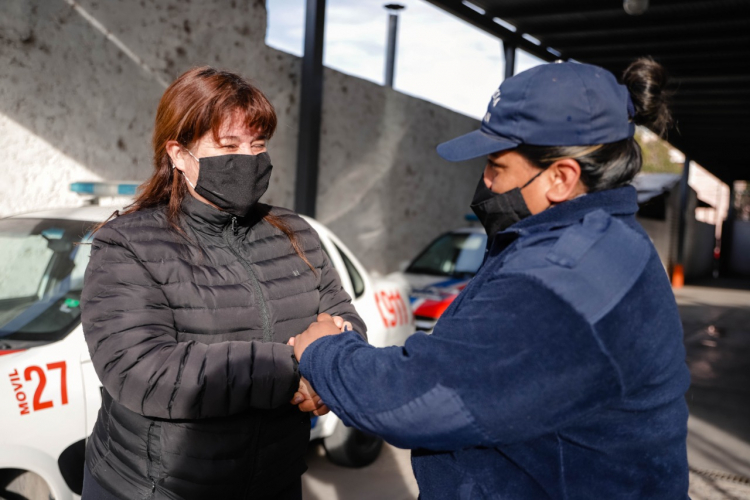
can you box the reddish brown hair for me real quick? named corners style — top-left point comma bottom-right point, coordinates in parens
top-left (99, 66), bottom-right (312, 269)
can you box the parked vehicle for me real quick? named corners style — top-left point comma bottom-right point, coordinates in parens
top-left (392, 225), bottom-right (487, 334)
top-left (0, 183), bottom-right (414, 500)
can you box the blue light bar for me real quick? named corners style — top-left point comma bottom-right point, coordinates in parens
top-left (464, 214), bottom-right (479, 222)
top-left (70, 182), bottom-right (139, 197)
top-left (118, 184), bottom-right (138, 196)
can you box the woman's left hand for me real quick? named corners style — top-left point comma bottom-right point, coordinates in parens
top-left (290, 376), bottom-right (330, 416)
top-left (331, 315), bottom-right (353, 333)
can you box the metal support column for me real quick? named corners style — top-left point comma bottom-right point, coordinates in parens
top-left (294, 0), bottom-right (326, 217)
top-left (673, 156), bottom-right (690, 287)
top-left (720, 182), bottom-right (737, 276)
top-left (503, 40), bottom-right (516, 79)
top-left (384, 4), bottom-right (405, 88)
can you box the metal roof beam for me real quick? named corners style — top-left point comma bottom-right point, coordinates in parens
top-left (671, 74), bottom-right (750, 85)
top-left (676, 88), bottom-right (750, 97)
top-left (482, 1), bottom-right (621, 20)
top-left (554, 37), bottom-right (749, 57)
top-left (424, 0), bottom-right (750, 184)
top-left (536, 20), bottom-right (750, 43)
top-left (481, 0), bottom-right (728, 21)
top-left (673, 108), bottom-right (749, 115)
top-left (676, 123), bottom-right (746, 129)
top-left (672, 99), bottom-right (750, 107)
top-left (509, 2), bottom-right (750, 34)
top-left (422, 0), bottom-right (560, 62)
top-left (584, 54), bottom-right (750, 72)
top-left (676, 95), bottom-right (750, 102)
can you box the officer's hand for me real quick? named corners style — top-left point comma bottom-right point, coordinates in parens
top-left (293, 314), bottom-right (342, 362)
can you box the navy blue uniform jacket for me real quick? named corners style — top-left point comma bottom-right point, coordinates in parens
top-left (300, 186), bottom-right (690, 499)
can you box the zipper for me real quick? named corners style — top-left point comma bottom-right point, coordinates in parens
top-left (223, 219), bottom-right (273, 342)
top-left (146, 422), bottom-right (159, 498)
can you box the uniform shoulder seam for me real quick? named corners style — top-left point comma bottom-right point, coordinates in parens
top-left (504, 272), bottom-right (626, 395)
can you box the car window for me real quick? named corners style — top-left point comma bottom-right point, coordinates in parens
top-left (406, 232), bottom-right (487, 278)
top-left (335, 244), bottom-right (365, 298)
top-left (0, 232), bottom-right (51, 300)
top-left (0, 218), bottom-right (95, 345)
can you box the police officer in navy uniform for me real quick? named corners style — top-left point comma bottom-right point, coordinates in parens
top-left (291, 58), bottom-right (690, 499)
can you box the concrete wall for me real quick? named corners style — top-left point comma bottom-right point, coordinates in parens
top-left (316, 71), bottom-right (480, 272)
top-left (0, 0), bottom-right (162, 214)
top-left (0, 0), bottom-right (481, 274)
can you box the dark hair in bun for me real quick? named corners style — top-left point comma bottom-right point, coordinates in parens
top-left (623, 57), bottom-right (672, 137)
top-left (516, 57), bottom-right (673, 192)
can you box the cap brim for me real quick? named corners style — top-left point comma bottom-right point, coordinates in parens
top-left (436, 130), bottom-right (519, 162)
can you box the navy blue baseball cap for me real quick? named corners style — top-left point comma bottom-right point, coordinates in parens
top-left (437, 62), bottom-right (636, 162)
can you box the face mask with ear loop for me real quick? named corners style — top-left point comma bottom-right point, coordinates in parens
top-left (172, 148), bottom-right (273, 218)
top-left (470, 168), bottom-right (546, 237)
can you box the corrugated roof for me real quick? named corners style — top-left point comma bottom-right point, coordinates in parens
top-left (426, 0), bottom-right (750, 184)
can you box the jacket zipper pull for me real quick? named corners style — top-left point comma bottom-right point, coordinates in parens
top-left (231, 216), bottom-right (238, 235)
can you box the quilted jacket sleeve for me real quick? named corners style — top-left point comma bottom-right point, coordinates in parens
top-left (81, 225), bottom-right (299, 419)
top-left (317, 250), bottom-right (368, 340)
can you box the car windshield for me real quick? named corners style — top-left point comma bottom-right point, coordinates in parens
top-left (0, 218), bottom-right (95, 347)
top-left (406, 232), bottom-right (487, 278)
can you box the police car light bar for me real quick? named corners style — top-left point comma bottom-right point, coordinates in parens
top-left (464, 214), bottom-right (479, 222)
top-left (70, 182), bottom-right (139, 197)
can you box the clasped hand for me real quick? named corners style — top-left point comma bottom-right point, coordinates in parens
top-left (288, 314), bottom-right (350, 416)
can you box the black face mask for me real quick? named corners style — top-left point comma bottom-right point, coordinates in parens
top-left (185, 151), bottom-right (273, 218)
top-left (470, 169), bottom-right (544, 237)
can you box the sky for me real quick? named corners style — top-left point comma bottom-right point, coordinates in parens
top-left (266, 0), bottom-right (546, 120)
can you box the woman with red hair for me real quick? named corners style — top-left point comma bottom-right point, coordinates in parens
top-left (80, 67), bottom-right (365, 500)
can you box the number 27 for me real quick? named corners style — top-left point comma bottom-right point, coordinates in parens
top-left (24, 362), bottom-right (68, 412)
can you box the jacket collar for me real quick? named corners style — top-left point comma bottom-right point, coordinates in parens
top-left (181, 194), bottom-right (233, 234)
top-left (500, 185), bottom-right (639, 237)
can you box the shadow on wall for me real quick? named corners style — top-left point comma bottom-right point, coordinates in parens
top-left (316, 69), bottom-right (482, 274)
top-left (0, 0), bottom-right (299, 215)
top-left (0, 0), bottom-right (163, 188)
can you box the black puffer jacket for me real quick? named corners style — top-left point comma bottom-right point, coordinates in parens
top-left (81, 195), bottom-right (366, 500)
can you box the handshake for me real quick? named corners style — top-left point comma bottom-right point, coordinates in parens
top-left (287, 313), bottom-right (352, 416)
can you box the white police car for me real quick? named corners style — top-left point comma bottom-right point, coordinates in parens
top-left (0, 183), bottom-right (414, 500)
top-left (390, 222), bottom-right (487, 334)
